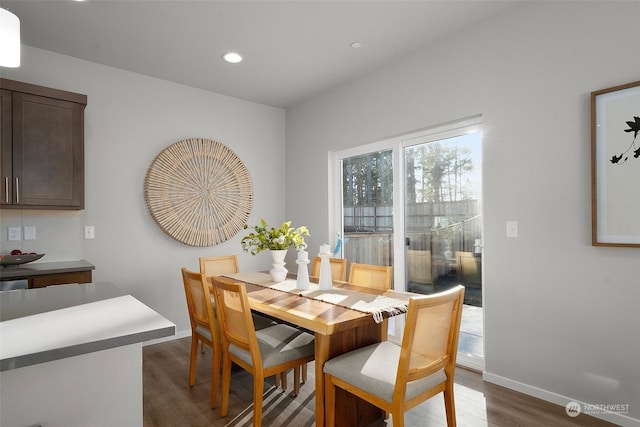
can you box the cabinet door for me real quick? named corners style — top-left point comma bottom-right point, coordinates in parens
top-left (0, 89), bottom-right (12, 206)
top-left (12, 92), bottom-right (84, 208)
top-left (30, 271), bottom-right (92, 288)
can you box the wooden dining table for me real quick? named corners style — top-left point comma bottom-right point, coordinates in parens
top-left (227, 273), bottom-right (415, 427)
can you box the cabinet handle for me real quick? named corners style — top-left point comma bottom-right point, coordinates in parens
top-left (4, 177), bottom-right (7, 203)
top-left (15, 177), bottom-right (19, 204)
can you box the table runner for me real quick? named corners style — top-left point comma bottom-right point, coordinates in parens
top-left (222, 272), bottom-right (408, 323)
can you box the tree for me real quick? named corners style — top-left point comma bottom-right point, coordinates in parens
top-left (343, 150), bottom-right (393, 207)
top-left (407, 142), bottom-right (474, 203)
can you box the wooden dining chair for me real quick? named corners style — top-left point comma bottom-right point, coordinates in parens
top-left (211, 275), bottom-right (316, 427)
top-left (199, 255), bottom-right (276, 331)
top-left (199, 255), bottom-right (239, 280)
top-left (309, 256), bottom-right (348, 282)
top-left (181, 267), bottom-right (221, 408)
top-left (199, 255), bottom-right (295, 388)
top-left (348, 262), bottom-right (393, 290)
top-left (348, 262), bottom-right (393, 340)
top-left (324, 285), bottom-right (465, 427)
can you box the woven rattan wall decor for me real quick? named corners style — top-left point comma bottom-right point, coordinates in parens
top-left (144, 138), bottom-right (253, 247)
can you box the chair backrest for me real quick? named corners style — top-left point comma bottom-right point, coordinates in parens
top-left (348, 262), bottom-right (393, 290)
top-left (310, 256), bottom-right (347, 281)
top-left (199, 255), bottom-right (240, 278)
top-left (181, 267), bottom-right (217, 334)
top-left (407, 249), bottom-right (432, 285)
top-left (456, 251), bottom-right (479, 284)
top-left (395, 285), bottom-right (465, 390)
top-left (210, 275), bottom-right (262, 367)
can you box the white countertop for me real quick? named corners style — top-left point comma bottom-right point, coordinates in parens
top-left (0, 282), bottom-right (175, 371)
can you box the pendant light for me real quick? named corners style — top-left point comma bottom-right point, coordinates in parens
top-left (0, 8), bottom-right (21, 68)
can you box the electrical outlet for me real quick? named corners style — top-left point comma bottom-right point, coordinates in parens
top-left (8, 227), bottom-right (21, 241)
top-left (84, 226), bottom-right (95, 239)
top-left (24, 226), bottom-right (36, 240)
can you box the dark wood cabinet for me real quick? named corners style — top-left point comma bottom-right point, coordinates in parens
top-left (30, 270), bottom-right (92, 289)
top-left (0, 79), bottom-right (87, 210)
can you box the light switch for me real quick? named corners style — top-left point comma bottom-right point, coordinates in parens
top-left (506, 221), bottom-right (518, 238)
top-left (85, 226), bottom-right (95, 239)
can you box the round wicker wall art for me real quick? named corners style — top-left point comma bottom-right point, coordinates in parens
top-left (144, 138), bottom-right (253, 247)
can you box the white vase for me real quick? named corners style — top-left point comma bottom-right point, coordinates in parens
top-left (269, 249), bottom-right (288, 282)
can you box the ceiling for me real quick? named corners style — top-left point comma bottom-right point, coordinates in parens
top-left (1, 1), bottom-right (521, 108)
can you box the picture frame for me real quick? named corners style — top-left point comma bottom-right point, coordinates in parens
top-left (591, 80), bottom-right (640, 247)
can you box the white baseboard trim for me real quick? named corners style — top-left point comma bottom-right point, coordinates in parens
top-left (457, 352), bottom-right (484, 372)
top-left (483, 371), bottom-right (640, 427)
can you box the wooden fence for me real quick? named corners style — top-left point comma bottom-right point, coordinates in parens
top-left (342, 200), bottom-right (482, 287)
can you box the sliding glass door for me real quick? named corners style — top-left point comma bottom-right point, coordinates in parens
top-left (404, 128), bottom-right (483, 368)
top-left (332, 117), bottom-right (484, 369)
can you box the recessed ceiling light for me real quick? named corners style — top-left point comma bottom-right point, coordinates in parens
top-left (222, 52), bottom-right (242, 64)
top-left (351, 42), bottom-right (362, 49)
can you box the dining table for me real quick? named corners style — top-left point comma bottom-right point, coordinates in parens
top-left (222, 271), bottom-right (415, 427)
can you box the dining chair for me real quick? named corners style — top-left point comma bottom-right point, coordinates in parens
top-left (211, 275), bottom-right (316, 427)
top-left (348, 262), bottom-right (393, 340)
top-left (348, 262), bottom-right (393, 290)
top-left (309, 256), bottom-right (348, 282)
top-left (199, 255), bottom-right (277, 331)
top-left (199, 255), bottom-right (239, 279)
top-left (200, 255), bottom-right (306, 391)
top-left (323, 285), bottom-right (465, 427)
top-left (181, 267), bottom-right (221, 408)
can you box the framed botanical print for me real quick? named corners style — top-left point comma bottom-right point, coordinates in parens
top-left (591, 80), bottom-right (640, 247)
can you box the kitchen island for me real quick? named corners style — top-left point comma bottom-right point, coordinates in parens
top-left (0, 282), bottom-right (175, 427)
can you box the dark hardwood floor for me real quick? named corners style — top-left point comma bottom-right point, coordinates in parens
top-left (143, 337), bottom-right (618, 427)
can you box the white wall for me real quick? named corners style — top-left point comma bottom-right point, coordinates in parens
top-left (286, 1), bottom-right (640, 425)
top-left (0, 46), bottom-right (286, 334)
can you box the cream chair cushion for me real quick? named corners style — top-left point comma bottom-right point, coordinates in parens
top-left (229, 323), bottom-right (314, 369)
top-left (324, 341), bottom-right (446, 403)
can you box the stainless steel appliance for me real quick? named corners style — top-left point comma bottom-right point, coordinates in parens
top-left (0, 279), bottom-right (28, 291)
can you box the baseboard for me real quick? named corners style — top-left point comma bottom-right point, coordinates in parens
top-left (483, 371), bottom-right (640, 427)
top-left (457, 352), bottom-right (484, 372)
top-left (142, 329), bottom-right (190, 347)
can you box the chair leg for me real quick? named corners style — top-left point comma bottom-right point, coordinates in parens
top-left (189, 336), bottom-right (198, 386)
top-left (200, 341), bottom-right (205, 353)
top-left (253, 372), bottom-right (265, 427)
top-left (324, 375), bottom-right (336, 427)
top-left (210, 345), bottom-right (220, 408)
top-left (274, 373), bottom-right (280, 388)
top-left (220, 354), bottom-right (232, 417)
top-left (293, 366), bottom-right (301, 396)
top-left (391, 411), bottom-right (404, 427)
top-left (280, 372), bottom-right (288, 391)
top-left (444, 380), bottom-right (457, 427)
top-left (301, 363), bottom-right (307, 383)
